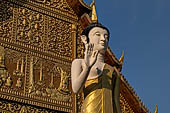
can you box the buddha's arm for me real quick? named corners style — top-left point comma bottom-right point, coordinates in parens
top-left (71, 59), bottom-right (90, 94)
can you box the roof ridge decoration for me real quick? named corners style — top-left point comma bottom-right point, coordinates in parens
top-left (119, 50), bottom-right (124, 65)
top-left (154, 104), bottom-right (158, 113)
top-left (90, 0), bottom-right (98, 22)
top-left (120, 74), bottom-right (150, 112)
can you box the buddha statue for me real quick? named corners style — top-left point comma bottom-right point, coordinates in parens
top-left (71, 22), bottom-right (121, 113)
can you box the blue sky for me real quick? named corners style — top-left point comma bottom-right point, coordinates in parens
top-left (84, 0), bottom-right (170, 113)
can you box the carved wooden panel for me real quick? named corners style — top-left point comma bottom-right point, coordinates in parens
top-left (0, 0), bottom-right (77, 112)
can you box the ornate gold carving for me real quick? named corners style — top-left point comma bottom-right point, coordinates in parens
top-left (0, 99), bottom-right (61, 113)
top-left (0, 0), bottom-right (13, 22)
top-left (34, 0), bottom-right (75, 15)
top-left (0, 46), bottom-right (7, 79)
top-left (6, 0), bottom-right (78, 22)
top-left (57, 67), bottom-right (70, 94)
top-left (5, 76), bottom-right (12, 87)
top-left (20, 106), bottom-right (27, 113)
top-left (77, 92), bottom-right (84, 113)
top-left (0, 0), bottom-right (78, 112)
top-left (0, 2), bottom-right (73, 60)
top-left (38, 61), bottom-right (43, 84)
top-left (76, 25), bottom-right (84, 59)
top-left (28, 56), bottom-right (38, 93)
top-left (0, 78), bottom-right (3, 87)
top-left (45, 66), bottom-right (71, 102)
top-left (13, 57), bottom-right (25, 76)
top-left (17, 56), bottom-right (72, 102)
top-left (16, 78), bottom-right (22, 88)
top-left (0, 0), bottom-right (13, 40)
top-left (0, 47), bottom-right (72, 111)
top-left (17, 8), bottom-right (44, 47)
top-left (0, 46), bottom-right (12, 88)
top-left (47, 17), bottom-right (72, 57)
top-left (0, 48), bottom-right (25, 92)
top-left (120, 94), bottom-right (134, 113)
top-left (72, 23), bottom-right (77, 59)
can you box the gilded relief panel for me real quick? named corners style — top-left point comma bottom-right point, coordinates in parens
top-left (2, 48), bottom-right (26, 93)
top-left (47, 17), bottom-right (72, 57)
top-left (3, 47), bottom-right (72, 99)
top-left (33, 0), bottom-right (76, 15)
top-left (16, 7), bottom-right (44, 48)
top-left (0, 1), bottom-right (73, 60)
top-left (0, 0), bottom-right (74, 112)
top-left (0, 0), bottom-right (13, 22)
top-left (0, 0), bottom-right (14, 40)
top-left (26, 55), bottom-right (72, 102)
top-left (0, 46), bottom-right (72, 112)
top-left (15, 5), bottom-right (73, 58)
top-left (76, 25), bottom-right (84, 59)
top-left (0, 99), bottom-right (64, 113)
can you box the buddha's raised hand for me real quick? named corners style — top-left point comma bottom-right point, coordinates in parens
top-left (83, 43), bottom-right (98, 69)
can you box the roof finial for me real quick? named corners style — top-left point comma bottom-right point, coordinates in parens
top-left (119, 50), bottom-right (124, 65)
top-left (90, 0), bottom-right (98, 22)
top-left (154, 104), bottom-right (158, 113)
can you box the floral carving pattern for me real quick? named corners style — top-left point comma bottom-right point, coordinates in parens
top-left (0, 2), bottom-right (73, 58)
top-left (33, 0), bottom-right (75, 15)
top-left (16, 8), bottom-right (44, 47)
top-left (47, 18), bottom-right (72, 57)
top-left (77, 25), bottom-right (84, 59)
top-left (0, 0), bottom-right (13, 40)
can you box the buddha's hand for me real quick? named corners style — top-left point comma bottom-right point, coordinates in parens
top-left (83, 43), bottom-right (98, 69)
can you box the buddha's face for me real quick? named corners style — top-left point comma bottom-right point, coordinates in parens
top-left (88, 27), bottom-right (109, 54)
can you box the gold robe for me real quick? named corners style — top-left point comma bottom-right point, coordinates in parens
top-left (81, 64), bottom-right (121, 113)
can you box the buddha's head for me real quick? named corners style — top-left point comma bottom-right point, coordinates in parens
top-left (81, 22), bottom-right (110, 54)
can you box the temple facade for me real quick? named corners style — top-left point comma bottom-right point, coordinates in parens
top-left (0, 0), bottom-right (149, 112)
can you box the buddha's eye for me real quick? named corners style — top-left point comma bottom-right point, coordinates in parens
top-left (95, 32), bottom-right (100, 36)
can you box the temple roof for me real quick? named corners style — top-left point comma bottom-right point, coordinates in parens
top-left (66, 0), bottom-right (91, 18)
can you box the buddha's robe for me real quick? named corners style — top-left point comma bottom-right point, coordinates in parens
top-left (81, 64), bottom-right (121, 113)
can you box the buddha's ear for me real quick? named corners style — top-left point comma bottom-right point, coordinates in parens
top-left (81, 35), bottom-right (88, 44)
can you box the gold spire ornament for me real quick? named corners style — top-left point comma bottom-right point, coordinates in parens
top-left (119, 50), bottom-right (124, 65)
top-left (90, 0), bottom-right (98, 22)
top-left (154, 104), bottom-right (158, 113)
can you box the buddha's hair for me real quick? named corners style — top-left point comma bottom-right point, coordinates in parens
top-left (81, 22), bottom-right (110, 43)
